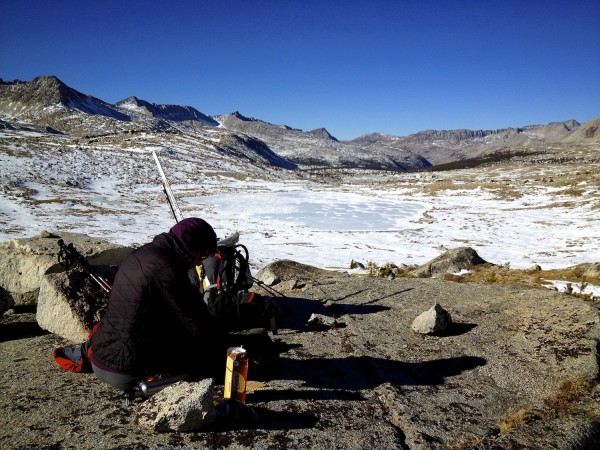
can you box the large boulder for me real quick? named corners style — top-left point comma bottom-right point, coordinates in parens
top-left (255, 259), bottom-right (346, 287)
top-left (36, 269), bottom-right (110, 342)
top-left (0, 231), bottom-right (132, 306)
top-left (411, 303), bottom-right (452, 334)
top-left (411, 246), bottom-right (491, 277)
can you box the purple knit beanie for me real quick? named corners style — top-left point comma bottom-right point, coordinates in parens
top-left (169, 218), bottom-right (217, 257)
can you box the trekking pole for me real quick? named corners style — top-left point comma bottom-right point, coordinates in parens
top-left (250, 276), bottom-right (289, 299)
top-left (229, 243), bottom-right (287, 299)
top-left (152, 150), bottom-right (184, 223)
top-left (57, 239), bottom-right (112, 293)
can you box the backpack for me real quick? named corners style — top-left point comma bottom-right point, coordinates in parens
top-left (200, 232), bottom-right (254, 295)
top-left (199, 233), bottom-right (281, 334)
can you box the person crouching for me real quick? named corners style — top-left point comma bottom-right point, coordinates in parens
top-left (90, 218), bottom-right (223, 391)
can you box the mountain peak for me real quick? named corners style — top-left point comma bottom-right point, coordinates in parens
top-left (26, 75), bottom-right (73, 107)
top-left (32, 75), bottom-right (66, 87)
top-left (118, 96), bottom-right (142, 105)
top-left (0, 75), bottom-right (129, 121)
top-left (309, 127), bottom-right (338, 141)
top-left (230, 111), bottom-right (253, 121)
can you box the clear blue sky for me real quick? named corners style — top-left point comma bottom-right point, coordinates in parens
top-left (1, 0), bottom-right (599, 140)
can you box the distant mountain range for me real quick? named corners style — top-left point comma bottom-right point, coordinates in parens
top-left (1, 75), bottom-right (598, 170)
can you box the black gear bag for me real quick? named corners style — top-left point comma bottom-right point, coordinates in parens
top-left (199, 233), bottom-right (281, 334)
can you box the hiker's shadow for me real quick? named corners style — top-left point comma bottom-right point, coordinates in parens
top-left (253, 354), bottom-right (487, 401)
top-left (277, 296), bottom-right (329, 331)
top-left (277, 296), bottom-right (389, 331)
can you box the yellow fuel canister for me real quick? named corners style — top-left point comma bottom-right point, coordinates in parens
top-left (224, 346), bottom-right (248, 403)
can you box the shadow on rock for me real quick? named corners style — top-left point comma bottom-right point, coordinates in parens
top-left (250, 388), bottom-right (364, 403)
top-left (278, 297), bottom-right (332, 331)
top-left (278, 296), bottom-right (390, 331)
top-left (271, 355), bottom-right (487, 391)
top-left (0, 320), bottom-right (50, 343)
top-left (432, 322), bottom-right (477, 337)
top-left (329, 303), bottom-right (390, 316)
top-left (208, 405), bottom-right (319, 432)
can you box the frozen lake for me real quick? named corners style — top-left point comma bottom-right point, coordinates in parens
top-left (200, 191), bottom-right (425, 232)
top-left (183, 189), bottom-right (430, 270)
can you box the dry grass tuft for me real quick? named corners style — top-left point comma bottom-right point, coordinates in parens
top-left (365, 261), bottom-right (411, 278)
top-left (497, 379), bottom-right (598, 436)
top-left (544, 379), bottom-right (597, 416)
top-left (203, 171), bottom-right (250, 181)
top-left (440, 265), bottom-right (599, 292)
top-left (499, 406), bottom-right (544, 434)
top-left (366, 260), bottom-right (599, 303)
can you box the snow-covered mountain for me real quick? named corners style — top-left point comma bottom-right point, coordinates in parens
top-left (0, 75), bottom-right (597, 171)
top-left (0, 76), bottom-right (297, 169)
top-left (0, 76), bottom-right (431, 170)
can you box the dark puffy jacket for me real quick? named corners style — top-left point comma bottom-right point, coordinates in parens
top-left (91, 233), bottom-right (220, 376)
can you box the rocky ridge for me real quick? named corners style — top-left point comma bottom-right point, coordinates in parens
top-left (352, 120), bottom-right (587, 166)
top-left (116, 96), bottom-right (219, 126)
top-left (215, 111), bottom-right (432, 170)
